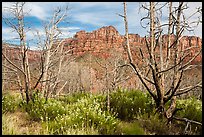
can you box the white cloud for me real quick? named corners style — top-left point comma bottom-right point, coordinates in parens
top-left (2, 2), bottom-right (202, 43)
top-left (25, 2), bottom-right (70, 20)
top-left (58, 27), bottom-right (81, 38)
top-left (25, 3), bottom-right (49, 20)
top-left (2, 26), bottom-right (38, 49)
top-left (70, 2), bottom-right (121, 10)
top-left (2, 2), bottom-right (69, 20)
top-left (59, 27), bottom-right (80, 31)
top-left (69, 2), bottom-right (122, 27)
top-left (2, 27), bottom-right (75, 50)
top-left (2, 27), bottom-right (18, 41)
top-left (71, 13), bottom-right (107, 27)
top-left (2, 2), bottom-right (13, 16)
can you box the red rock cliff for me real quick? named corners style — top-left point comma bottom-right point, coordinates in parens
top-left (3, 26), bottom-right (202, 64)
top-left (63, 26), bottom-right (202, 64)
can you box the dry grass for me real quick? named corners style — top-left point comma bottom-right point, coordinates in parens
top-left (2, 110), bottom-right (99, 135)
top-left (2, 111), bottom-right (43, 135)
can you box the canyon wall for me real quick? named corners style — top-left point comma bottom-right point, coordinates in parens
top-left (63, 25), bottom-right (202, 64)
top-left (3, 25), bottom-right (202, 64)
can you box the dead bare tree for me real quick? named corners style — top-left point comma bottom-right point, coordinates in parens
top-left (35, 6), bottom-right (71, 100)
top-left (95, 51), bottom-right (132, 92)
top-left (2, 3), bottom-right (72, 102)
top-left (121, 2), bottom-right (202, 124)
top-left (2, 2), bottom-right (32, 103)
top-left (94, 49), bottom-right (132, 111)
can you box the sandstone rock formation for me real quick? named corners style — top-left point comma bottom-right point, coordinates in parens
top-left (63, 25), bottom-right (202, 64)
top-left (2, 43), bottom-right (41, 63)
top-left (3, 25), bottom-right (201, 64)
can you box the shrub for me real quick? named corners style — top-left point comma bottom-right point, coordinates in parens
top-left (41, 121), bottom-right (99, 135)
top-left (59, 126), bottom-right (99, 135)
top-left (175, 97), bottom-right (202, 135)
top-left (139, 113), bottom-right (172, 135)
top-left (92, 93), bottom-right (107, 111)
top-left (117, 121), bottom-right (145, 135)
top-left (57, 92), bottom-right (90, 104)
top-left (109, 89), bottom-right (155, 121)
top-left (22, 97), bottom-right (68, 121)
top-left (46, 95), bottom-right (119, 135)
top-left (2, 93), bottom-right (21, 114)
top-left (176, 97), bottom-right (202, 122)
top-left (19, 90), bottom-right (68, 121)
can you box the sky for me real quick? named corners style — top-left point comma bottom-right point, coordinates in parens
top-left (2, 2), bottom-right (202, 50)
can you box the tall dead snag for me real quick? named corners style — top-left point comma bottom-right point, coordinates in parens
top-left (2, 2), bottom-right (31, 103)
top-left (121, 2), bottom-right (202, 121)
top-left (37, 6), bottom-right (70, 100)
top-left (122, 2), bottom-right (157, 102)
top-left (95, 49), bottom-right (131, 111)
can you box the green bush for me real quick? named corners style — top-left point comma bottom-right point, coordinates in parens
top-left (109, 89), bottom-right (155, 121)
top-left (46, 95), bottom-right (119, 135)
top-left (175, 97), bottom-right (202, 135)
top-left (139, 113), bottom-right (171, 135)
top-left (176, 97), bottom-right (202, 122)
top-left (22, 97), bottom-right (68, 121)
top-left (117, 121), bottom-right (145, 135)
top-left (21, 92), bottom-right (103, 122)
top-left (2, 93), bottom-right (21, 114)
top-left (92, 93), bottom-right (107, 111)
top-left (57, 92), bottom-right (90, 104)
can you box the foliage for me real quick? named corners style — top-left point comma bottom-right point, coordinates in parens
top-left (117, 121), bottom-right (145, 135)
top-left (21, 96), bottom-right (68, 121)
top-left (2, 90), bottom-right (202, 135)
top-left (41, 122), bottom-right (99, 135)
top-left (175, 97), bottom-right (202, 135)
top-left (55, 126), bottom-right (99, 135)
top-left (2, 93), bottom-right (21, 114)
top-left (139, 113), bottom-right (173, 135)
top-left (176, 97), bottom-right (202, 122)
top-left (46, 94), bottom-right (119, 135)
top-left (57, 92), bottom-right (90, 104)
top-left (109, 88), bottom-right (155, 121)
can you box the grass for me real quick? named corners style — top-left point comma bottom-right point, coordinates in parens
top-left (2, 111), bottom-right (99, 135)
top-left (2, 89), bottom-right (202, 135)
top-left (2, 113), bottom-right (18, 135)
top-left (2, 111), bottom-right (42, 135)
top-left (117, 121), bottom-right (145, 135)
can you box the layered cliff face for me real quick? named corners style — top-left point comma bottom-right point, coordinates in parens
top-left (2, 44), bottom-right (41, 63)
top-left (2, 25), bottom-right (202, 68)
top-left (63, 26), bottom-right (124, 58)
top-left (63, 25), bottom-right (202, 64)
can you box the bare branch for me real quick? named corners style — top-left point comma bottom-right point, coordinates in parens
top-left (56, 81), bottom-right (68, 96)
top-left (116, 13), bottom-right (125, 18)
top-left (174, 82), bottom-right (202, 96)
top-left (165, 70), bottom-right (184, 103)
top-left (2, 52), bottom-right (25, 75)
top-left (179, 49), bottom-right (202, 71)
top-left (173, 116), bottom-right (202, 126)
